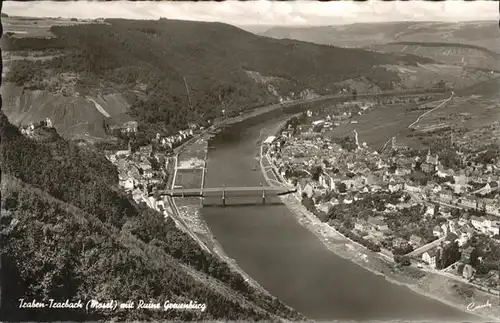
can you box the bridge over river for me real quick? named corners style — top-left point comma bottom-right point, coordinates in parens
top-left (154, 186), bottom-right (297, 206)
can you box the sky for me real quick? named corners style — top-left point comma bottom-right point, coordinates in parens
top-left (3, 0), bottom-right (498, 27)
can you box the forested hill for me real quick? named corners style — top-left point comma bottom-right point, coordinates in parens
top-left (4, 18), bottom-right (432, 137)
top-left (0, 111), bottom-right (304, 321)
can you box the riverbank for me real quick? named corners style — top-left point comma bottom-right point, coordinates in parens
top-left (261, 122), bottom-right (498, 321)
top-left (170, 132), bottom-right (272, 297)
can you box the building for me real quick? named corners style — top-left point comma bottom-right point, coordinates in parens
top-left (410, 234), bottom-right (424, 246)
top-left (421, 162), bottom-right (437, 173)
top-left (441, 223), bottom-right (449, 236)
top-left (420, 149), bottom-right (439, 173)
top-left (488, 223), bottom-right (500, 237)
top-left (368, 217), bottom-right (389, 232)
top-left (456, 230), bottom-right (469, 247)
top-left (461, 246), bottom-right (475, 264)
top-left (312, 119), bottom-right (325, 126)
top-left (298, 180), bottom-right (314, 198)
top-left (448, 219), bottom-right (458, 234)
top-left (422, 250), bottom-right (438, 269)
top-left (463, 224), bottom-right (475, 239)
top-left (393, 237), bottom-right (409, 249)
top-left (319, 174), bottom-right (335, 190)
top-left (436, 166), bottom-right (454, 178)
top-left (119, 177), bottom-right (134, 191)
top-left (263, 136), bottom-right (276, 145)
top-left (470, 216), bottom-right (484, 230)
top-left (138, 163), bottom-right (153, 179)
top-left (439, 190), bottom-right (453, 202)
top-left (433, 225), bottom-right (443, 237)
top-left (124, 121), bottom-right (138, 133)
top-left (395, 167), bottom-right (411, 176)
top-left (354, 220), bottom-right (370, 232)
top-left (462, 264), bottom-right (474, 280)
top-left (460, 196), bottom-right (477, 209)
top-left (426, 148), bottom-right (439, 165)
top-left (116, 149), bottom-right (130, 157)
top-left (445, 232), bottom-right (458, 244)
top-left (45, 117), bottom-right (53, 128)
top-left (404, 183), bottom-right (422, 193)
top-left (454, 173), bottom-right (468, 186)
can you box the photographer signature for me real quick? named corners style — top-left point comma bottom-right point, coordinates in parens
top-left (467, 300), bottom-right (492, 311)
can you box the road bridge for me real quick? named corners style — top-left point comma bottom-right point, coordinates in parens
top-left (154, 186), bottom-right (297, 206)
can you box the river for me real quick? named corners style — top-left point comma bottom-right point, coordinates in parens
top-left (201, 106), bottom-right (476, 321)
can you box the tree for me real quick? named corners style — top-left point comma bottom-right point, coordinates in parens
top-left (394, 255), bottom-right (411, 266)
top-left (311, 166), bottom-right (322, 181)
top-left (438, 242), bottom-right (461, 269)
top-left (436, 80), bottom-right (446, 91)
top-left (343, 218), bottom-right (354, 230)
top-left (337, 182), bottom-right (347, 193)
top-left (433, 204), bottom-right (440, 216)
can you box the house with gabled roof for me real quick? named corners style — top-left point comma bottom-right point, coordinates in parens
top-left (470, 215), bottom-right (485, 230)
top-left (422, 250), bottom-right (438, 269)
top-left (433, 225), bottom-right (443, 237)
top-left (368, 217), bottom-right (389, 232)
top-left (354, 220), bottom-right (370, 232)
top-left (410, 234), bottom-right (423, 246)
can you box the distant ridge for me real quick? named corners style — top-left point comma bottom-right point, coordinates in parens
top-left (3, 16), bottom-right (434, 140)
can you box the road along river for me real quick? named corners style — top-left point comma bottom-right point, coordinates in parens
top-left (200, 108), bottom-right (478, 321)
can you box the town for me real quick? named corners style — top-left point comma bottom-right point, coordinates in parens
top-left (19, 92), bottom-right (500, 297)
top-left (263, 97), bottom-right (500, 296)
top-left (103, 122), bottom-right (204, 217)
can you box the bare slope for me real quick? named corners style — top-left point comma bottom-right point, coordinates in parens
top-left (0, 112), bottom-right (304, 321)
top-left (1, 84), bottom-right (131, 140)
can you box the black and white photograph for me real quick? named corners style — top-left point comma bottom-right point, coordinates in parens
top-left (1, 0), bottom-right (499, 321)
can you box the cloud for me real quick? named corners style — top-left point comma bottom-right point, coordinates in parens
top-left (3, 0), bottom-right (497, 26)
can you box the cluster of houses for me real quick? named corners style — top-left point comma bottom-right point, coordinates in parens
top-left (153, 123), bottom-right (200, 151)
top-left (266, 103), bottom-right (500, 275)
top-left (422, 242), bottom-right (476, 274)
top-left (106, 120), bottom-right (202, 153)
top-left (378, 149), bottom-right (500, 216)
top-left (272, 128), bottom-right (500, 227)
top-left (20, 117), bottom-right (53, 137)
top-left (107, 120), bottom-right (139, 134)
top-left (106, 144), bottom-right (168, 194)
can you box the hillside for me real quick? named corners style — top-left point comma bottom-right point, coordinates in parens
top-left (369, 42), bottom-right (500, 71)
top-left (1, 83), bottom-right (131, 141)
top-left (0, 111), bottom-right (304, 321)
top-left (2, 16), bottom-right (435, 140)
top-left (261, 21), bottom-right (500, 53)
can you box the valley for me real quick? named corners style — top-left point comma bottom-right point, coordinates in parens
top-left (2, 7), bottom-right (499, 322)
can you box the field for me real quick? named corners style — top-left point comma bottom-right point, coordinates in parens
top-left (399, 77), bottom-right (500, 150)
top-left (174, 169), bottom-right (203, 190)
top-left (174, 137), bottom-right (207, 190)
top-left (3, 16), bottom-right (100, 38)
top-left (262, 21), bottom-right (500, 53)
top-left (179, 138), bottom-right (207, 161)
top-left (372, 43), bottom-right (500, 71)
top-left (325, 94), bottom-right (450, 150)
top-left (382, 63), bottom-right (498, 90)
